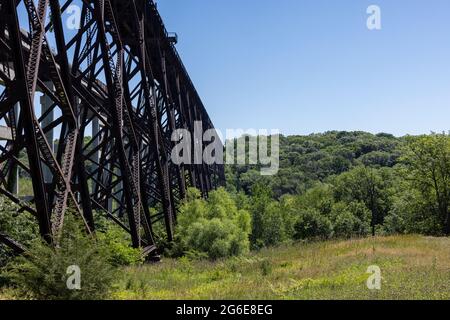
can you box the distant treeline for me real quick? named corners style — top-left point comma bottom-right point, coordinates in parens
top-left (223, 131), bottom-right (450, 244)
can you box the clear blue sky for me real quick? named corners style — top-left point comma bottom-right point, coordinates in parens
top-left (157, 0), bottom-right (450, 137)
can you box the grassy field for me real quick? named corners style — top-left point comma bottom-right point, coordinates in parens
top-left (112, 235), bottom-right (450, 300)
top-left (1, 235), bottom-right (449, 300)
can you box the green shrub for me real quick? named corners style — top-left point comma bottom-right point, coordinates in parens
top-left (260, 259), bottom-right (272, 276)
top-left (293, 209), bottom-right (333, 240)
top-left (4, 214), bottom-right (117, 300)
top-left (333, 211), bottom-right (360, 238)
top-left (0, 197), bottom-right (38, 268)
top-left (174, 188), bottom-right (251, 260)
top-left (331, 202), bottom-right (371, 238)
top-left (96, 219), bottom-right (143, 267)
top-left (346, 201), bottom-right (372, 235)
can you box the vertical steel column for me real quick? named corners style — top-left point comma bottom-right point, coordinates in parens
top-left (91, 116), bottom-right (100, 191)
top-left (93, 0), bottom-right (143, 247)
top-left (39, 82), bottom-right (54, 184)
top-left (4, 0), bottom-right (52, 242)
top-left (10, 103), bottom-right (20, 195)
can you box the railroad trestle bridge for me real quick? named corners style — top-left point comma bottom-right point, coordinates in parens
top-left (0, 0), bottom-right (225, 258)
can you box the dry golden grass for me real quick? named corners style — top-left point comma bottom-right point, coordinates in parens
top-left (0, 288), bottom-right (18, 300)
top-left (113, 235), bottom-right (450, 300)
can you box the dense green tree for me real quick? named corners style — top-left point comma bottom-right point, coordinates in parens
top-left (332, 166), bottom-right (393, 236)
top-left (247, 184), bottom-right (297, 248)
top-left (248, 183), bottom-right (273, 248)
top-left (293, 209), bottom-right (333, 240)
top-left (400, 134), bottom-right (450, 235)
top-left (293, 183), bottom-right (334, 216)
top-left (330, 201), bottom-right (371, 238)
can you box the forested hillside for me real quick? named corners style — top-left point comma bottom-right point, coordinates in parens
top-left (221, 131), bottom-right (450, 251)
top-left (226, 131), bottom-right (403, 197)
